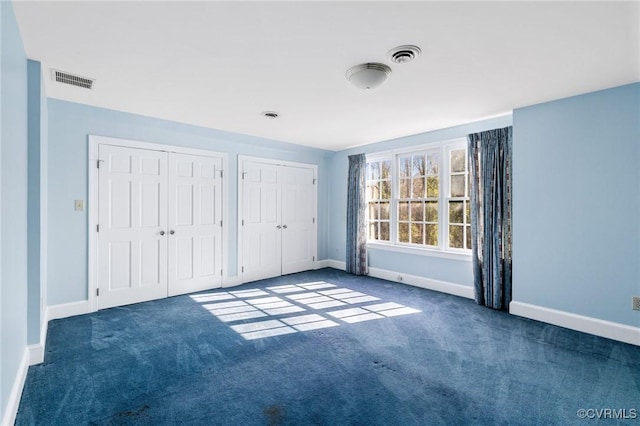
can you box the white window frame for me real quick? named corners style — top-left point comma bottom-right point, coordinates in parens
top-left (366, 138), bottom-right (471, 262)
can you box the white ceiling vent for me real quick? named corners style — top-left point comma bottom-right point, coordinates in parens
top-left (51, 69), bottom-right (95, 89)
top-left (387, 45), bottom-right (421, 64)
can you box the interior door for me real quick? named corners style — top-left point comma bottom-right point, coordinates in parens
top-left (241, 161), bottom-right (282, 282)
top-left (281, 166), bottom-right (316, 274)
top-left (97, 144), bottom-right (168, 309)
top-left (168, 153), bottom-right (223, 296)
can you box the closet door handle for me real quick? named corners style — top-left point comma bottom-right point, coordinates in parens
top-left (276, 225), bottom-right (282, 229)
top-left (282, 225), bottom-right (288, 229)
top-left (170, 230), bottom-right (175, 235)
top-left (159, 230), bottom-right (165, 236)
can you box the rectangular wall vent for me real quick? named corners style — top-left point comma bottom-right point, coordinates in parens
top-left (51, 69), bottom-right (95, 90)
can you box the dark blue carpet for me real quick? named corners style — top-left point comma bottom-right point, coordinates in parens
top-left (16, 269), bottom-right (640, 425)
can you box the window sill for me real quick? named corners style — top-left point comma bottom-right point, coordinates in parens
top-left (367, 242), bottom-right (472, 262)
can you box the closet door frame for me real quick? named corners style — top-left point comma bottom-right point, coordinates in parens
top-left (88, 135), bottom-right (228, 312)
top-left (237, 155), bottom-right (318, 283)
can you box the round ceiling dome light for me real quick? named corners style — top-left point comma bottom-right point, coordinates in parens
top-left (387, 45), bottom-right (422, 64)
top-left (261, 111), bottom-right (279, 119)
top-left (345, 63), bottom-right (392, 90)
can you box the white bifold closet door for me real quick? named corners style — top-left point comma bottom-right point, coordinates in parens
top-left (97, 144), bottom-right (222, 309)
top-left (241, 160), bottom-right (316, 283)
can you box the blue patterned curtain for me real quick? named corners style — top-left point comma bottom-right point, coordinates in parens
top-left (467, 127), bottom-right (513, 310)
top-left (346, 153), bottom-right (368, 275)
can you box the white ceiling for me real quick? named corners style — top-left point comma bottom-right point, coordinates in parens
top-left (13, 1), bottom-right (640, 151)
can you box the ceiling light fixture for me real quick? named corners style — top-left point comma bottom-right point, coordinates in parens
top-left (261, 111), bottom-right (279, 119)
top-left (345, 63), bottom-right (392, 90)
top-left (387, 45), bottom-right (422, 64)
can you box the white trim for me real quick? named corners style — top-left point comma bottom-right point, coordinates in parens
top-left (237, 155), bottom-right (318, 283)
top-left (510, 301), bottom-right (640, 346)
top-left (47, 300), bottom-right (91, 321)
top-left (88, 138), bottom-right (98, 311)
top-left (325, 259), bottom-right (346, 271)
top-left (28, 307), bottom-right (49, 365)
top-left (2, 348), bottom-right (29, 426)
top-left (315, 259), bottom-right (331, 269)
top-left (368, 266), bottom-right (474, 299)
top-left (237, 154), bottom-right (317, 169)
top-left (28, 343), bottom-right (44, 366)
top-left (88, 135), bottom-right (229, 312)
top-left (367, 242), bottom-right (472, 262)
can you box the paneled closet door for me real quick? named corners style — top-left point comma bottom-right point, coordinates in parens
top-left (97, 144), bottom-right (168, 309)
top-left (168, 153), bottom-right (223, 296)
top-left (281, 166), bottom-right (316, 275)
top-left (241, 161), bottom-right (282, 282)
top-left (241, 159), bottom-right (317, 283)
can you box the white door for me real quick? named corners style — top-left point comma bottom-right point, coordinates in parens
top-left (281, 166), bottom-right (316, 275)
top-left (241, 160), bottom-right (316, 282)
top-left (241, 161), bottom-right (282, 282)
top-left (97, 144), bottom-right (168, 309)
top-left (168, 153), bottom-right (223, 296)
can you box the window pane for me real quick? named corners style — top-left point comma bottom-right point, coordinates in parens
top-left (398, 223), bottom-right (409, 243)
top-left (398, 202), bottom-right (409, 221)
top-left (369, 222), bottom-right (378, 240)
top-left (381, 180), bottom-right (391, 199)
top-left (449, 225), bottom-right (463, 248)
top-left (427, 152), bottom-right (439, 175)
top-left (411, 202), bottom-right (423, 221)
top-left (372, 182), bottom-right (380, 200)
top-left (399, 178), bottom-right (410, 198)
top-left (380, 222), bottom-right (390, 241)
top-left (381, 160), bottom-right (391, 179)
top-left (465, 201), bottom-right (471, 223)
top-left (379, 202), bottom-right (390, 220)
top-left (366, 184), bottom-right (373, 200)
top-left (450, 175), bottom-right (465, 197)
top-left (411, 223), bottom-right (424, 245)
top-left (369, 203), bottom-right (378, 220)
top-left (399, 157), bottom-right (411, 177)
top-left (466, 225), bottom-right (472, 250)
top-left (412, 155), bottom-right (425, 177)
top-left (425, 224), bottom-right (438, 246)
top-left (426, 201), bottom-right (438, 222)
top-left (371, 162), bottom-right (380, 179)
top-left (426, 176), bottom-right (439, 197)
top-left (450, 149), bottom-right (466, 173)
top-left (412, 177), bottom-right (424, 198)
top-left (449, 201), bottom-right (464, 224)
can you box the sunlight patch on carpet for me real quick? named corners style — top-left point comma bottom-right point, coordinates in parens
top-left (191, 281), bottom-right (420, 340)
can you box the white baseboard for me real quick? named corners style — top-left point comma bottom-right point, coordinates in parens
top-left (28, 343), bottom-right (44, 366)
top-left (367, 267), bottom-right (474, 299)
top-left (325, 259), bottom-right (346, 271)
top-left (315, 259), bottom-right (330, 269)
top-left (510, 301), bottom-right (640, 346)
top-left (28, 306), bottom-right (50, 365)
top-left (47, 300), bottom-right (91, 321)
top-left (2, 348), bottom-right (29, 426)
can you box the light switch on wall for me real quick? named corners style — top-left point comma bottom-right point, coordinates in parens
top-left (74, 200), bottom-right (84, 211)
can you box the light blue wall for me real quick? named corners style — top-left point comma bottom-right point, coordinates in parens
top-left (327, 115), bottom-right (513, 286)
top-left (512, 83), bottom-right (640, 327)
top-left (47, 99), bottom-right (333, 305)
top-left (1, 0), bottom-right (29, 418)
top-left (27, 59), bottom-right (47, 344)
